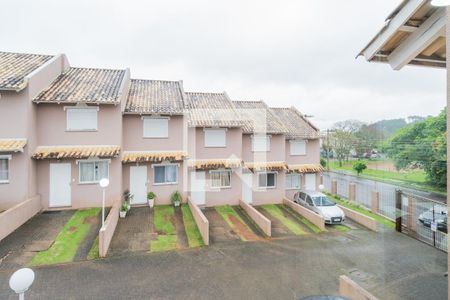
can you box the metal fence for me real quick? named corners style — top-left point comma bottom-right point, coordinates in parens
top-left (323, 172), bottom-right (447, 252)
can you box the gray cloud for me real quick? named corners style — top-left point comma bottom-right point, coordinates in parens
top-left (1, 0), bottom-right (445, 129)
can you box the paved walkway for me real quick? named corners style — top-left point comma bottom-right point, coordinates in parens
top-left (0, 210), bottom-right (74, 271)
top-left (203, 208), bottom-right (240, 244)
top-left (0, 222), bottom-right (446, 299)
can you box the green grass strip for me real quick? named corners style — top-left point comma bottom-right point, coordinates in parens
top-left (333, 224), bottom-right (350, 232)
top-left (181, 204), bottom-right (204, 248)
top-left (87, 236), bottom-right (100, 260)
top-left (328, 194), bottom-right (395, 229)
top-left (215, 205), bottom-right (248, 241)
top-left (29, 208), bottom-right (101, 266)
top-left (151, 235), bottom-right (178, 252)
top-left (261, 204), bottom-right (305, 235)
top-left (154, 205), bottom-right (176, 235)
top-left (283, 205), bottom-right (322, 233)
top-left (151, 205), bottom-right (178, 252)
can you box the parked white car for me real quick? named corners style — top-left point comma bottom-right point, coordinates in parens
top-left (294, 190), bottom-right (345, 224)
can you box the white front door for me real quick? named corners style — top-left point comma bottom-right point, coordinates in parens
top-left (130, 166), bottom-right (147, 205)
top-left (49, 163), bottom-right (71, 207)
top-left (190, 171), bottom-right (205, 205)
top-left (242, 173), bottom-right (253, 203)
top-left (305, 173), bottom-right (317, 191)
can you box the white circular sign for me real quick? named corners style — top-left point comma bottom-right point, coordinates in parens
top-left (9, 268), bottom-right (35, 294)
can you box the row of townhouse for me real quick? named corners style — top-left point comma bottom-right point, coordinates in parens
top-left (0, 51), bottom-right (322, 211)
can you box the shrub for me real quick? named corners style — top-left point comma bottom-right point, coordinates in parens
top-left (171, 191), bottom-right (182, 204)
top-left (353, 161), bottom-right (367, 175)
top-left (320, 157), bottom-right (327, 168)
top-left (147, 192), bottom-right (156, 200)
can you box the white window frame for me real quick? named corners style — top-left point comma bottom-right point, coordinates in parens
top-left (290, 139), bottom-right (306, 156)
top-left (65, 106), bottom-right (99, 132)
top-left (152, 163), bottom-right (178, 185)
top-left (209, 170), bottom-right (232, 189)
top-left (142, 116), bottom-right (169, 138)
top-left (0, 155), bottom-right (12, 184)
top-left (77, 159), bottom-right (110, 184)
top-left (204, 128), bottom-right (227, 148)
top-left (257, 171), bottom-right (277, 189)
top-left (285, 173), bottom-right (301, 190)
top-left (252, 134), bottom-right (271, 152)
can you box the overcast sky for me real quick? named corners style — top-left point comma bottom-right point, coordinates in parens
top-left (1, 0), bottom-right (446, 129)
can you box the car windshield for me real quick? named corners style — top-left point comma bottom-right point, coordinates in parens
top-left (312, 196), bottom-right (335, 207)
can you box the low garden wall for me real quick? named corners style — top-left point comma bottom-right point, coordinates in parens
top-left (188, 197), bottom-right (209, 245)
top-left (283, 197), bottom-right (325, 231)
top-left (0, 195), bottom-right (41, 242)
top-left (339, 275), bottom-right (379, 300)
top-left (239, 200), bottom-right (271, 237)
top-left (338, 205), bottom-right (378, 232)
top-left (99, 200), bottom-right (120, 258)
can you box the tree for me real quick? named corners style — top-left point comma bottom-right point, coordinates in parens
top-left (385, 109), bottom-right (447, 187)
top-left (329, 120), bottom-right (361, 166)
top-left (320, 157), bottom-right (326, 168)
top-left (353, 161), bottom-right (367, 175)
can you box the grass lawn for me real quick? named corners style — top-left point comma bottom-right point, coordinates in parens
top-left (328, 160), bottom-right (445, 195)
top-left (327, 194), bottom-right (395, 229)
top-left (283, 205), bottom-right (322, 233)
top-left (87, 236), bottom-right (99, 260)
top-left (29, 208), bottom-right (101, 266)
top-left (151, 205), bottom-right (178, 252)
top-left (181, 204), bottom-right (204, 248)
top-left (261, 204), bottom-right (306, 235)
top-left (332, 224), bottom-right (350, 232)
top-left (215, 205), bottom-right (248, 241)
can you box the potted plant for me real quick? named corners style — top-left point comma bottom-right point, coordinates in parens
top-left (123, 189), bottom-right (133, 211)
top-left (119, 202), bottom-right (129, 218)
top-left (171, 191), bottom-right (182, 207)
top-left (147, 192), bottom-right (156, 208)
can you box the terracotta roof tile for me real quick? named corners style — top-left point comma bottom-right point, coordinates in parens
top-left (188, 158), bottom-right (242, 170)
top-left (125, 79), bottom-right (184, 114)
top-left (34, 67), bottom-right (126, 104)
top-left (32, 145), bottom-right (120, 159)
top-left (270, 107), bottom-right (320, 139)
top-left (244, 161), bottom-right (287, 172)
top-left (233, 100), bottom-right (287, 134)
top-left (185, 92), bottom-right (243, 127)
top-left (0, 52), bottom-right (53, 91)
top-left (122, 151), bottom-right (187, 163)
top-left (288, 164), bottom-right (324, 173)
top-left (0, 138), bottom-right (27, 152)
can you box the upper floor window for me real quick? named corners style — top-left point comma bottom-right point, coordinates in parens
top-left (258, 172), bottom-right (276, 188)
top-left (252, 135), bottom-right (270, 152)
top-left (204, 128), bottom-right (226, 147)
top-left (285, 173), bottom-right (301, 190)
top-left (143, 117), bottom-right (169, 138)
top-left (79, 160), bottom-right (109, 184)
top-left (66, 107), bottom-right (98, 131)
top-left (210, 170), bottom-right (231, 188)
top-left (0, 155), bottom-right (11, 183)
top-left (153, 164), bottom-right (177, 185)
top-left (290, 139), bottom-right (306, 155)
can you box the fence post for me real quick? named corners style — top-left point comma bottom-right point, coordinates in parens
top-left (331, 180), bottom-right (337, 195)
top-left (349, 183), bottom-right (356, 201)
top-left (395, 189), bottom-right (402, 232)
top-left (407, 196), bottom-right (417, 233)
top-left (371, 191), bottom-right (379, 214)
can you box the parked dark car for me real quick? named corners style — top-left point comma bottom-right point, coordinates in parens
top-left (418, 205), bottom-right (447, 233)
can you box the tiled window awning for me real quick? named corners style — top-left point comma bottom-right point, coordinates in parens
top-left (244, 161), bottom-right (287, 172)
top-left (0, 139), bottom-right (27, 153)
top-left (188, 158), bottom-right (242, 170)
top-left (32, 145), bottom-right (120, 159)
top-left (122, 151), bottom-right (187, 163)
top-left (288, 164), bottom-right (324, 173)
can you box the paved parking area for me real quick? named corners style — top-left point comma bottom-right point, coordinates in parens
top-left (0, 221), bottom-right (445, 299)
top-left (0, 210), bottom-right (74, 270)
top-left (203, 208), bottom-right (241, 244)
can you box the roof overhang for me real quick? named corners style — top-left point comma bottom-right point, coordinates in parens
top-left (358, 0), bottom-right (446, 70)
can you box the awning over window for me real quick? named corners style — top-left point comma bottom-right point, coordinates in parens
top-left (244, 161), bottom-right (287, 172)
top-left (188, 158), bottom-right (242, 170)
top-left (32, 145), bottom-right (120, 159)
top-left (288, 164), bottom-right (324, 173)
top-left (0, 138), bottom-right (27, 153)
top-left (122, 151), bottom-right (187, 163)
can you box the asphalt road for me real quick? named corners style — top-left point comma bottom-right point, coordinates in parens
top-left (0, 224), bottom-right (446, 299)
top-left (325, 170), bottom-right (447, 203)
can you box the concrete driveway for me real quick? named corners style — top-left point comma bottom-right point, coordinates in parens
top-left (0, 221), bottom-right (446, 299)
